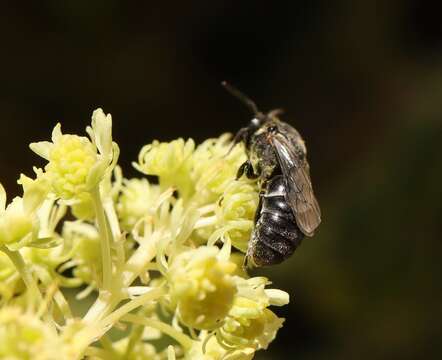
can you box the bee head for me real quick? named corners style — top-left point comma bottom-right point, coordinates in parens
top-left (249, 115), bottom-right (265, 129)
top-left (233, 116), bottom-right (262, 149)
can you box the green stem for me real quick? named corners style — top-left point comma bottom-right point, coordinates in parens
top-left (123, 321), bottom-right (144, 359)
top-left (84, 347), bottom-right (112, 359)
top-left (83, 233), bottom-right (157, 322)
top-left (78, 289), bottom-right (164, 359)
top-left (122, 313), bottom-right (193, 349)
top-left (83, 290), bottom-right (118, 323)
top-left (99, 287), bottom-right (165, 330)
top-left (103, 199), bottom-right (125, 269)
top-left (91, 187), bottom-right (113, 291)
top-left (100, 335), bottom-right (117, 356)
top-left (36, 269), bottom-right (73, 320)
top-left (0, 245), bottom-right (43, 304)
top-left (83, 239), bottom-right (158, 323)
top-left (121, 240), bottom-right (157, 286)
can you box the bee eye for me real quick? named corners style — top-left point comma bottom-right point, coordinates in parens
top-left (267, 126), bottom-right (277, 133)
top-left (251, 118), bottom-right (260, 127)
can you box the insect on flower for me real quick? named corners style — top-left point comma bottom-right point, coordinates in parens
top-left (223, 82), bottom-right (321, 267)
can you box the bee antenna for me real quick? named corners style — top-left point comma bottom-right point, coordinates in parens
top-left (221, 81), bottom-right (260, 115)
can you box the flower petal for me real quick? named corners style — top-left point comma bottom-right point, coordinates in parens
top-left (91, 108), bottom-right (113, 158)
top-left (265, 289), bottom-right (290, 306)
top-left (86, 159), bottom-right (108, 190)
top-left (51, 123), bottom-right (62, 142)
top-left (18, 174), bottom-right (50, 214)
top-left (0, 182), bottom-right (6, 213)
top-left (29, 141), bottom-right (54, 160)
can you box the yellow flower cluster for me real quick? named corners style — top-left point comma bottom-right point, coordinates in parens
top-left (45, 133), bottom-right (98, 200)
top-left (133, 135), bottom-right (259, 252)
top-left (0, 109), bottom-right (290, 360)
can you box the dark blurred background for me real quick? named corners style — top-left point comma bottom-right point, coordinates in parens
top-left (1, 1), bottom-right (441, 359)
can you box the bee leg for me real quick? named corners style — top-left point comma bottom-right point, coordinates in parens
top-left (254, 189), bottom-right (264, 222)
top-left (236, 161), bottom-right (248, 179)
top-left (236, 160), bottom-right (259, 180)
top-left (246, 163), bottom-right (259, 179)
top-left (225, 127), bottom-right (248, 157)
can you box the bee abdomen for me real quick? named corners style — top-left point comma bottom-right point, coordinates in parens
top-left (248, 176), bottom-right (305, 266)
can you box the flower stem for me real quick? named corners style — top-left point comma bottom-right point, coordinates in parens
top-left (121, 240), bottom-right (157, 286)
top-left (194, 215), bottom-right (217, 229)
top-left (124, 322), bottom-right (144, 358)
top-left (103, 198), bottom-right (125, 269)
top-left (83, 290), bottom-right (117, 323)
top-left (78, 288), bottom-right (165, 357)
top-left (0, 245), bottom-right (43, 304)
top-left (91, 187), bottom-right (113, 292)
top-left (122, 313), bottom-right (193, 349)
top-left (99, 287), bottom-right (165, 331)
top-left (83, 236), bottom-right (158, 323)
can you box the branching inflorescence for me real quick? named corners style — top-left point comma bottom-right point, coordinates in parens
top-left (0, 109), bottom-right (289, 359)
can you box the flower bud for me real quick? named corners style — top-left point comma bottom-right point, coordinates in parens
top-left (134, 138), bottom-right (195, 199)
top-left (29, 109), bottom-right (116, 201)
top-left (0, 197), bottom-right (39, 249)
top-left (215, 179), bottom-right (259, 252)
top-left (70, 193), bottom-right (95, 221)
top-left (45, 134), bottom-right (98, 200)
top-left (186, 336), bottom-right (254, 360)
top-left (0, 253), bottom-right (22, 300)
top-left (191, 135), bottom-right (248, 204)
top-left (217, 277), bottom-right (286, 351)
top-left (117, 178), bottom-right (161, 232)
top-left (63, 222), bottom-right (101, 285)
top-left (168, 246), bottom-right (237, 330)
top-left (0, 307), bottom-right (60, 359)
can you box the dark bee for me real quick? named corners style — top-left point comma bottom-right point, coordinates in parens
top-left (223, 82), bottom-right (321, 266)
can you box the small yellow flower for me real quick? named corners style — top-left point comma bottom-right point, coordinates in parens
top-left (0, 252), bottom-right (22, 300)
top-left (217, 277), bottom-right (288, 351)
top-left (70, 192), bottom-right (95, 220)
top-left (0, 196), bottom-right (39, 250)
top-left (191, 135), bottom-right (248, 204)
top-left (117, 178), bottom-right (161, 232)
top-left (45, 133), bottom-right (97, 199)
top-left (220, 302), bottom-right (283, 351)
top-left (0, 182), bottom-right (65, 253)
top-left (134, 138), bottom-right (195, 199)
top-left (29, 108), bottom-right (117, 201)
top-left (215, 179), bottom-right (259, 252)
top-left (186, 336), bottom-right (255, 360)
top-left (168, 246), bottom-right (237, 330)
top-left (22, 243), bottom-right (69, 275)
top-left (18, 169), bottom-right (51, 213)
top-left (60, 320), bottom-right (103, 360)
top-left (62, 222), bottom-right (101, 286)
top-left (0, 307), bottom-right (60, 360)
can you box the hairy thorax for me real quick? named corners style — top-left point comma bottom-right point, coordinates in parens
top-left (248, 130), bottom-right (279, 182)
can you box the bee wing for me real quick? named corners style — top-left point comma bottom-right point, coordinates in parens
top-left (272, 134), bottom-right (321, 236)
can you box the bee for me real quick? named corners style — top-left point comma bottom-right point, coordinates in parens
top-left (223, 82), bottom-right (321, 266)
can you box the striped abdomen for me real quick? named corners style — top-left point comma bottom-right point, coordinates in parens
top-left (247, 175), bottom-right (304, 266)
